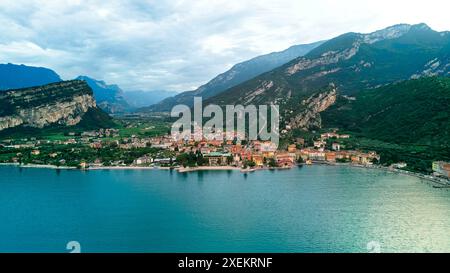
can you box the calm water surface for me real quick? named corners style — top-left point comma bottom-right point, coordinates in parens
top-left (1, 165), bottom-right (449, 253)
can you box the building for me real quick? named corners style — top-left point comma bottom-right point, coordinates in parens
top-left (433, 161), bottom-right (450, 178)
top-left (321, 132), bottom-right (339, 139)
top-left (332, 143), bottom-right (341, 151)
top-left (326, 152), bottom-right (336, 162)
top-left (90, 142), bottom-right (103, 149)
top-left (260, 141), bottom-right (277, 152)
top-left (276, 153), bottom-right (296, 167)
top-left (391, 162), bottom-right (407, 169)
top-left (79, 162), bottom-right (88, 169)
top-left (134, 155), bottom-right (153, 165)
top-left (287, 144), bottom-right (297, 153)
top-left (204, 152), bottom-right (231, 166)
top-left (251, 154), bottom-right (264, 167)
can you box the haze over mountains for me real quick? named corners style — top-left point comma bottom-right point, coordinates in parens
top-left (143, 40), bottom-right (325, 112)
top-left (76, 76), bottom-right (131, 114)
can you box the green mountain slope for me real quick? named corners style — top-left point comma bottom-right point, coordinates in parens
top-left (207, 24), bottom-right (450, 110)
top-left (321, 76), bottom-right (450, 172)
top-left (323, 77), bottom-right (450, 146)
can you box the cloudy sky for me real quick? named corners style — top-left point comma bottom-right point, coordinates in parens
top-left (0, 0), bottom-right (449, 92)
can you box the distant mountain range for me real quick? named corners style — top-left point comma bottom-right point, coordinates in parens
top-left (124, 90), bottom-right (178, 109)
top-left (0, 64), bottom-right (177, 114)
top-left (203, 23), bottom-right (449, 129)
top-left (142, 40), bottom-right (325, 112)
top-left (0, 63), bottom-right (61, 90)
top-left (76, 76), bottom-right (131, 114)
top-left (1, 22), bottom-right (449, 152)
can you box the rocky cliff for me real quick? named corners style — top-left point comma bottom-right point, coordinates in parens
top-left (0, 80), bottom-right (101, 131)
top-left (287, 87), bottom-right (337, 130)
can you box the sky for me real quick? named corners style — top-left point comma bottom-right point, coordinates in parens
top-left (0, 0), bottom-right (449, 92)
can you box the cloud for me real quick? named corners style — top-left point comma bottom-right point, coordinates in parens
top-left (0, 0), bottom-right (449, 91)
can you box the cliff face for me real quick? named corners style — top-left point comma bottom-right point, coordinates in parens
top-left (0, 80), bottom-right (98, 131)
top-left (288, 88), bottom-right (337, 130)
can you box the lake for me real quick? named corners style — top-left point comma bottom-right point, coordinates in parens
top-left (1, 165), bottom-right (449, 253)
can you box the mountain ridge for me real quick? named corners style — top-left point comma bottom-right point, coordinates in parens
top-left (0, 63), bottom-right (61, 90)
top-left (76, 76), bottom-right (131, 114)
top-left (141, 40), bottom-right (325, 112)
top-left (205, 23), bottom-right (450, 128)
top-left (0, 80), bottom-right (114, 133)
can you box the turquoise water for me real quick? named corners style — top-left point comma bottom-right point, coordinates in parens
top-left (1, 165), bottom-right (450, 253)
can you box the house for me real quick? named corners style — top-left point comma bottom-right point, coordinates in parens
top-left (332, 143), bottom-right (341, 151)
top-left (392, 162), bottom-right (408, 169)
top-left (154, 158), bottom-right (175, 165)
top-left (276, 153), bottom-right (296, 166)
top-left (313, 140), bottom-right (326, 149)
top-left (90, 142), bottom-right (103, 149)
top-left (260, 141), bottom-right (277, 152)
top-left (204, 152), bottom-right (231, 166)
top-left (432, 161), bottom-right (450, 178)
top-left (288, 144), bottom-right (297, 153)
top-left (321, 132), bottom-right (339, 139)
top-left (252, 154), bottom-right (264, 167)
top-left (326, 152), bottom-right (336, 162)
top-left (31, 150), bottom-right (40, 156)
top-left (351, 152), bottom-right (380, 165)
top-left (134, 155), bottom-right (153, 165)
top-left (336, 151), bottom-right (351, 160)
top-left (262, 151), bottom-right (275, 159)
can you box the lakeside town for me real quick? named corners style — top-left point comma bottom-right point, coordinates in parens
top-left (0, 127), bottom-right (449, 184)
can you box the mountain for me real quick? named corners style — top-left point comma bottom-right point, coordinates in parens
top-left (321, 76), bottom-right (450, 172)
top-left (0, 63), bottom-right (61, 90)
top-left (0, 80), bottom-right (114, 134)
top-left (206, 23), bottom-right (450, 129)
top-left (142, 40), bottom-right (325, 112)
top-left (76, 76), bottom-right (131, 114)
top-left (123, 90), bottom-right (178, 108)
top-left (322, 77), bottom-right (450, 146)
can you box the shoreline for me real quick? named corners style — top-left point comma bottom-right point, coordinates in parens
top-left (310, 161), bottom-right (450, 187)
top-left (1, 162), bottom-right (448, 186)
top-left (178, 166), bottom-right (241, 173)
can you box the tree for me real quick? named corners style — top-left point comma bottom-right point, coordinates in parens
top-left (268, 158), bottom-right (277, 168)
top-left (227, 155), bottom-right (233, 165)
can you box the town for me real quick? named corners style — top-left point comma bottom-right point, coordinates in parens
top-left (0, 127), bottom-right (449, 181)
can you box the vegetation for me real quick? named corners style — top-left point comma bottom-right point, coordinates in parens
top-left (322, 77), bottom-right (450, 173)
